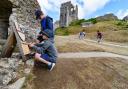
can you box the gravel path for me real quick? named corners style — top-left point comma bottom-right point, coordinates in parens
top-left (59, 52), bottom-right (128, 59)
top-left (85, 39), bottom-right (128, 48)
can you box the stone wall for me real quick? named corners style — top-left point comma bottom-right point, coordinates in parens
top-left (0, 0), bottom-right (12, 39)
top-left (0, 0), bottom-right (40, 88)
top-left (0, 0), bottom-right (40, 39)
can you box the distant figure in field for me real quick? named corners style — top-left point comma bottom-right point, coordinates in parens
top-left (97, 30), bottom-right (103, 43)
top-left (79, 29), bottom-right (86, 40)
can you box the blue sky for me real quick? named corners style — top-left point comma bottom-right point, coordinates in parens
top-left (37, 0), bottom-right (128, 21)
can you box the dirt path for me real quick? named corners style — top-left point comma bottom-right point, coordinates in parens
top-left (59, 52), bottom-right (128, 60)
top-left (85, 38), bottom-right (128, 48)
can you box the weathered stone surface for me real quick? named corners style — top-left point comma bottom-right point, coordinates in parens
top-left (0, 0), bottom-right (40, 40)
top-left (96, 13), bottom-right (118, 21)
top-left (0, 0), bottom-right (12, 39)
top-left (0, 86), bottom-right (9, 89)
top-left (9, 77), bottom-right (26, 89)
top-left (123, 15), bottom-right (128, 21)
top-left (0, 39), bottom-right (6, 45)
top-left (10, 0), bottom-right (40, 28)
top-left (0, 0), bottom-right (40, 88)
top-left (0, 58), bottom-right (19, 86)
top-left (60, 1), bottom-right (78, 27)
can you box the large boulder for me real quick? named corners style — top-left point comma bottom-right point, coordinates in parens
top-left (123, 15), bottom-right (128, 21)
top-left (0, 0), bottom-right (40, 39)
top-left (0, 58), bottom-right (19, 86)
top-left (96, 13), bottom-right (118, 21)
top-left (0, 0), bottom-right (41, 88)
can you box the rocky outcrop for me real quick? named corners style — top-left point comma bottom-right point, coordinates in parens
top-left (123, 15), bottom-right (128, 21)
top-left (0, 0), bottom-right (12, 39)
top-left (96, 13), bottom-right (118, 21)
top-left (0, 0), bottom-right (40, 39)
top-left (0, 0), bottom-right (41, 88)
top-left (9, 0), bottom-right (39, 28)
top-left (0, 57), bottom-right (34, 89)
top-left (0, 58), bottom-right (19, 86)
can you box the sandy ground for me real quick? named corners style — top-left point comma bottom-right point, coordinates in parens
top-left (59, 52), bottom-right (128, 60)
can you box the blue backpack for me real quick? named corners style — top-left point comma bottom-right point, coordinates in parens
top-left (41, 16), bottom-right (53, 31)
top-left (39, 16), bottom-right (54, 40)
top-left (80, 32), bottom-right (83, 35)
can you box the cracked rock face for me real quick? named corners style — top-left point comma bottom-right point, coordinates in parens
top-left (0, 0), bottom-right (40, 39)
top-left (0, 58), bottom-right (19, 86)
top-left (0, 0), bottom-right (40, 88)
top-left (123, 15), bottom-right (128, 21)
top-left (9, 0), bottom-right (40, 28)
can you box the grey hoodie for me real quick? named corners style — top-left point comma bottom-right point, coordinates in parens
top-left (32, 39), bottom-right (58, 63)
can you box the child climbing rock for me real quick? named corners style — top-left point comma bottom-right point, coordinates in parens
top-left (29, 30), bottom-right (58, 71)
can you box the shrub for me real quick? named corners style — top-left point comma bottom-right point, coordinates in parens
top-left (69, 19), bottom-right (86, 26)
top-left (55, 27), bottom-right (69, 36)
top-left (69, 18), bottom-right (97, 26)
top-left (86, 18), bottom-right (97, 24)
top-left (116, 20), bottom-right (128, 27)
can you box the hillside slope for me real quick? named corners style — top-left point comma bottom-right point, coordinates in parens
top-left (55, 20), bottom-right (128, 43)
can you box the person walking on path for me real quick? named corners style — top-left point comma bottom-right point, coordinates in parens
top-left (97, 30), bottom-right (103, 43)
top-left (79, 29), bottom-right (86, 40)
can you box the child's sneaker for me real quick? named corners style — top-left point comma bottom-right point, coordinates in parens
top-left (48, 63), bottom-right (55, 71)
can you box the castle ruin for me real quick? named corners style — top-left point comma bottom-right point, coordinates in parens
top-left (59, 1), bottom-right (78, 27)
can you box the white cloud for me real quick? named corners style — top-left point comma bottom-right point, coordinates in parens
top-left (37, 0), bottom-right (112, 19)
top-left (116, 9), bottom-right (128, 19)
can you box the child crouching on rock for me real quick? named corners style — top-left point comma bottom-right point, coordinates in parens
top-left (29, 30), bottom-right (58, 71)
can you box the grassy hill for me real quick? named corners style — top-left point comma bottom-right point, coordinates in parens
top-left (55, 20), bottom-right (128, 43)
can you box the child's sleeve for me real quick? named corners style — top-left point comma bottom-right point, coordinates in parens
top-left (35, 42), bottom-right (44, 47)
top-left (40, 41), bottom-right (50, 51)
top-left (32, 46), bottom-right (43, 54)
top-left (32, 41), bottom-right (50, 54)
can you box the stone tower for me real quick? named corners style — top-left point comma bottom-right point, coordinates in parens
top-left (59, 1), bottom-right (78, 27)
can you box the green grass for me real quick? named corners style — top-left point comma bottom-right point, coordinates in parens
top-left (104, 30), bottom-right (128, 43)
top-left (55, 25), bottom-right (84, 36)
top-left (55, 27), bottom-right (69, 36)
top-left (69, 18), bottom-right (97, 26)
top-left (56, 21), bottom-right (120, 35)
top-left (56, 21), bottom-right (128, 34)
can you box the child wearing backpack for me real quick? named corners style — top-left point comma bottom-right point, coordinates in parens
top-left (35, 9), bottom-right (54, 43)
